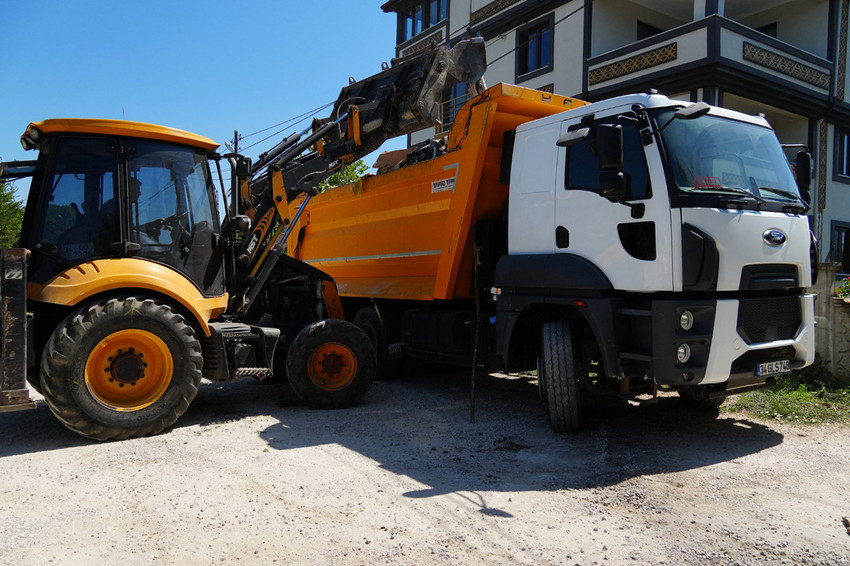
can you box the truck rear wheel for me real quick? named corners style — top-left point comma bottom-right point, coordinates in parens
top-left (539, 321), bottom-right (582, 433)
top-left (40, 297), bottom-right (202, 441)
top-left (286, 319), bottom-right (376, 409)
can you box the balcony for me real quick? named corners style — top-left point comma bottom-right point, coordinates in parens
top-left (585, 14), bottom-right (833, 114)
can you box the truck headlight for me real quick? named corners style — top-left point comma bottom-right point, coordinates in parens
top-left (679, 310), bottom-right (694, 331)
top-left (676, 343), bottom-right (691, 363)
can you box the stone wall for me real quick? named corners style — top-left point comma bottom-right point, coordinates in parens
top-left (813, 262), bottom-right (850, 382)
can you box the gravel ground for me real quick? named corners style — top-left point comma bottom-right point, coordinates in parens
top-left (1, 370), bottom-right (848, 565)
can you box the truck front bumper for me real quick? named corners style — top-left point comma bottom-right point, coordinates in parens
top-left (652, 294), bottom-right (815, 387)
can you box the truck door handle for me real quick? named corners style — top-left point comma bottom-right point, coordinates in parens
top-left (556, 226), bottom-right (569, 248)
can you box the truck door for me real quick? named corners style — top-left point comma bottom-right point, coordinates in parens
top-left (554, 113), bottom-right (673, 292)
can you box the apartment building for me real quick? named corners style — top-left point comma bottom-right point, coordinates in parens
top-left (380, 0), bottom-right (850, 269)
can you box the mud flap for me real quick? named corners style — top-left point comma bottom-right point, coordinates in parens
top-left (0, 248), bottom-right (35, 412)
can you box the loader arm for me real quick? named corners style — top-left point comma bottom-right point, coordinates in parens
top-left (229, 38), bottom-right (487, 316)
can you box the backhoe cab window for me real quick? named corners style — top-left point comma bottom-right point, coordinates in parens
top-left (37, 137), bottom-right (118, 261)
top-left (127, 140), bottom-right (223, 295)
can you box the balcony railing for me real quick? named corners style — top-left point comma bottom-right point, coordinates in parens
top-left (438, 92), bottom-right (473, 135)
top-left (586, 15), bottom-right (832, 98)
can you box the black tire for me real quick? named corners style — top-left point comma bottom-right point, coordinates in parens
top-left (539, 321), bottom-right (582, 433)
top-left (678, 386), bottom-right (727, 410)
top-left (40, 297), bottom-right (202, 441)
top-left (353, 307), bottom-right (399, 380)
top-left (286, 318), bottom-right (376, 409)
top-left (26, 366), bottom-right (43, 395)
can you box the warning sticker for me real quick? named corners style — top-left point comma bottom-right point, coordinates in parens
top-left (431, 177), bottom-right (456, 194)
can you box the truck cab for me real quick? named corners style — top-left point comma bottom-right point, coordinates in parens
top-left (502, 93), bottom-right (815, 418)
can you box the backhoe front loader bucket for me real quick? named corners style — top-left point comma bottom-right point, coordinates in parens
top-left (0, 248), bottom-right (35, 412)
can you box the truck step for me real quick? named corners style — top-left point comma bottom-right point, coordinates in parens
top-left (618, 308), bottom-right (652, 317)
top-left (619, 351), bottom-right (652, 362)
top-left (233, 367), bottom-right (275, 380)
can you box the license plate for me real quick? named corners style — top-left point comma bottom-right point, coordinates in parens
top-left (756, 359), bottom-right (791, 377)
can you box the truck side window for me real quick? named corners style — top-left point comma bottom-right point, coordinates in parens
top-left (565, 120), bottom-right (651, 200)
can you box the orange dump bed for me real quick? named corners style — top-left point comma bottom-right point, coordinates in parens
top-left (287, 83), bottom-right (587, 301)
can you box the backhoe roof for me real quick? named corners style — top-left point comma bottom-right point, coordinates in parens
top-left (23, 118), bottom-right (219, 152)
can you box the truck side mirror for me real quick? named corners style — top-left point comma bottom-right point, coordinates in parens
top-left (795, 151), bottom-right (812, 204)
top-left (600, 171), bottom-right (628, 201)
top-left (795, 151), bottom-right (811, 189)
top-left (556, 127), bottom-right (591, 147)
top-left (596, 124), bottom-right (623, 171)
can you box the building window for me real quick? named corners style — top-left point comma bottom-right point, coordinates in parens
top-left (757, 22), bottom-right (778, 38)
top-left (398, 0), bottom-right (448, 42)
top-left (831, 221), bottom-right (850, 273)
top-left (516, 15), bottom-right (554, 81)
top-left (637, 21), bottom-right (662, 41)
top-left (836, 130), bottom-right (850, 180)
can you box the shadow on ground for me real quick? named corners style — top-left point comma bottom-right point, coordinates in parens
top-left (0, 369), bottom-right (782, 501)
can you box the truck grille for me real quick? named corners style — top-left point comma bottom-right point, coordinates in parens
top-left (737, 296), bottom-right (801, 344)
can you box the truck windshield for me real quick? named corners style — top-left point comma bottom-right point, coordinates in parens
top-left (654, 110), bottom-right (803, 208)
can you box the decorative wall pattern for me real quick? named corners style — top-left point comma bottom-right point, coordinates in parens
top-left (588, 43), bottom-right (677, 86)
top-left (742, 42), bottom-right (830, 90)
top-left (818, 120), bottom-right (829, 245)
top-left (836, 0), bottom-right (850, 100)
top-left (470, 0), bottom-right (523, 25)
top-left (401, 30), bottom-right (444, 58)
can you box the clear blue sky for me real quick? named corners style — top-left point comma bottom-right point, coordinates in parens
top-left (1, 1), bottom-right (405, 196)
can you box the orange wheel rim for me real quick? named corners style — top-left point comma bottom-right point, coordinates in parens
top-left (307, 342), bottom-right (357, 391)
top-left (85, 329), bottom-right (173, 411)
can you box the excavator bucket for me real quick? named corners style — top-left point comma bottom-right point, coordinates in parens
top-left (278, 38), bottom-right (487, 196)
top-left (0, 248), bottom-right (34, 413)
top-left (326, 37), bottom-right (487, 156)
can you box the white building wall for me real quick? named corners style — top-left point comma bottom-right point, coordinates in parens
top-left (591, 0), bottom-right (683, 57)
top-left (736, 0), bottom-right (829, 59)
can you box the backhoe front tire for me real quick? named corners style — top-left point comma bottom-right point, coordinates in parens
top-left (40, 297), bottom-right (202, 441)
top-left (286, 318), bottom-right (376, 409)
top-left (539, 321), bottom-right (583, 433)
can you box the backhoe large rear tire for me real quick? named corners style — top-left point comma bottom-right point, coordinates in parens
top-left (286, 319), bottom-right (376, 409)
top-left (40, 297), bottom-right (202, 441)
top-left (539, 321), bottom-right (582, 433)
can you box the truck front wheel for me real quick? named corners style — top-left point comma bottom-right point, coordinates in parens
top-left (539, 321), bottom-right (583, 433)
top-left (40, 297), bottom-right (203, 441)
top-left (286, 319), bottom-right (376, 409)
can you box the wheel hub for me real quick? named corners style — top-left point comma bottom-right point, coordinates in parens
top-left (307, 341), bottom-right (358, 391)
top-left (109, 349), bottom-right (146, 386)
top-left (85, 330), bottom-right (173, 411)
top-left (318, 351), bottom-right (345, 377)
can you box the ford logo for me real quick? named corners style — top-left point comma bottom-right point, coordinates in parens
top-left (763, 229), bottom-right (787, 246)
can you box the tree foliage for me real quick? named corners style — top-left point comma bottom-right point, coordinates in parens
top-left (319, 160), bottom-right (369, 191)
top-left (0, 179), bottom-right (25, 247)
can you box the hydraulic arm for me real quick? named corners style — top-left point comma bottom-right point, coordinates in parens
top-left (230, 38), bottom-right (487, 314)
